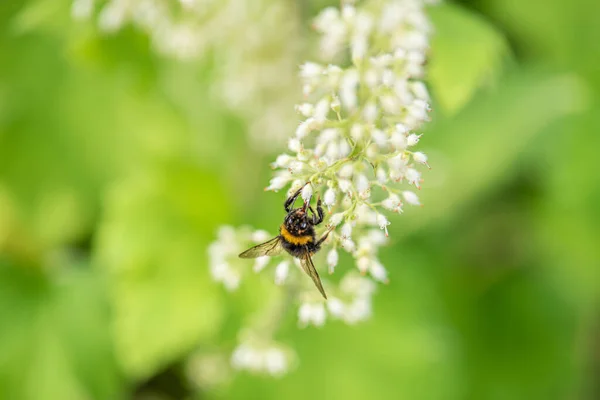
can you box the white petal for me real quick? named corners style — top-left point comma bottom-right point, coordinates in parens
top-left (327, 248), bottom-right (339, 274)
top-left (402, 190), bottom-right (421, 206)
top-left (274, 261), bottom-right (289, 285)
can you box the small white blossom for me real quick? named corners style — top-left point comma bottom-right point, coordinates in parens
top-left (413, 151), bottom-right (430, 168)
top-left (406, 168), bottom-right (422, 188)
top-left (298, 302), bottom-right (327, 327)
top-left (369, 260), bottom-right (389, 283)
top-left (382, 193), bottom-right (403, 213)
top-left (356, 256), bottom-right (370, 274)
top-left (355, 174), bottom-right (370, 194)
top-left (253, 256), bottom-right (270, 273)
top-left (402, 190), bottom-right (421, 206)
top-left (288, 138), bottom-right (302, 153)
top-left (274, 261), bottom-right (289, 285)
top-left (324, 188), bottom-right (336, 210)
top-left (265, 175), bottom-right (291, 191)
top-left (326, 297), bottom-right (346, 317)
top-left (209, 226), bottom-right (280, 291)
top-left (231, 339), bottom-right (294, 377)
top-left (295, 103), bottom-right (314, 117)
top-left (301, 185), bottom-right (313, 203)
top-left (314, 98), bottom-right (331, 122)
top-left (300, 62), bottom-right (324, 79)
top-left (377, 214), bottom-right (390, 237)
top-left (340, 223), bottom-right (353, 240)
top-left (295, 118), bottom-right (317, 139)
top-left (329, 213), bottom-right (345, 227)
top-left (407, 133), bottom-right (421, 146)
top-left (327, 248), bottom-right (339, 274)
top-left (341, 238), bottom-right (356, 253)
top-left (271, 154), bottom-right (292, 169)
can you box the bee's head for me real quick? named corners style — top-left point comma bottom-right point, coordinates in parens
top-left (284, 208), bottom-right (310, 235)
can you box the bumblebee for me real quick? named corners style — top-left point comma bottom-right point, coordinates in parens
top-left (239, 185), bottom-right (332, 299)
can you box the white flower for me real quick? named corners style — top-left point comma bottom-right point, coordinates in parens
top-left (265, 174), bottom-right (291, 191)
top-left (288, 161), bottom-right (304, 175)
top-left (355, 174), bottom-right (370, 194)
top-left (363, 102), bottom-right (378, 123)
top-left (413, 151), bottom-right (430, 168)
top-left (376, 167), bottom-right (388, 184)
top-left (314, 98), bottom-right (331, 122)
top-left (271, 154), bottom-right (292, 169)
top-left (402, 190), bottom-right (421, 206)
top-left (341, 238), bottom-right (356, 253)
top-left (253, 256), bottom-right (270, 273)
top-left (338, 179), bottom-right (352, 193)
top-left (295, 118), bottom-right (318, 139)
top-left (407, 133), bottom-right (421, 146)
top-left (356, 256), bottom-right (370, 274)
top-left (300, 185), bottom-right (313, 203)
top-left (264, 348), bottom-right (288, 376)
top-left (369, 260), bottom-right (388, 283)
top-left (300, 62), bottom-right (324, 79)
top-left (231, 339), bottom-right (293, 377)
top-left (327, 248), bottom-right (339, 274)
top-left (209, 0), bottom-right (436, 373)
top-left (298, 302), bottom-right (327, 327)
top-left (377, 214), bottom-right (390, 236)
top-left (288, 138), bottom-right (302, 153)
top-left (295, 103), bottom-right (314, 117)
top-left (327, 297), bottom-right (345, 317)
top-left (329, 213), bottom-right (345, 227)
top-left (382, 193), bottom-right (403, 213)
top-left (390, 132), bottom-right (407, 150)
top-left (406, 168), bottom-right (421, 188)
top-left (274, 261), bottom-right (290, 285)
top-left (324, 188), bottom-right (336, 210)
top-left (340, 223), bottom-right (353, 239)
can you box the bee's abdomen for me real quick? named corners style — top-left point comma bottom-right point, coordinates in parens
top-left (280, 224), bottom-right (313, 246)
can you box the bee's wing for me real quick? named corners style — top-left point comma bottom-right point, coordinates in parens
top-left (299, 251), bottom-right (327, 299)
top-left (238, 236), bottom-right (283, 258)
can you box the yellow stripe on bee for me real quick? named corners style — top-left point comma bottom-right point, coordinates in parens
top-left (280, 225), bottom-right (313, 245)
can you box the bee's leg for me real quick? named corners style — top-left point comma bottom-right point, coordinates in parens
top-left (309, 197), bottom-right (324, 225)
top-left (285, 186), bottom-right (304, 212)
top-left (308, 206), bottom-right (318, 225)
top-left (315, 197), bottom-right (324, 225)
top-left (315, 226), bottom-right (334, 247)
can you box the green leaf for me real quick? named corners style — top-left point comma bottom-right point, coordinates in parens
top-left (428, 3), bottom-right (511, 114)
top-left (0, 261), bottom-right (123, 400)
top-left (392, 69), bottom-right (589, 238)
top-left (94, 162), bottom-right (228, 379)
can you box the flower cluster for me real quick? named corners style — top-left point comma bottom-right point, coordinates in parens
top-left (72, 0), bottom-right (300, 150)
top-left (267, 0), bottom-right (433, 285)
top-left (206, 0), bottom-right (436, 378)
top-left (230, 338), bottom-right (294, 377)
top-left (298, 272), bottom-right (376, 327)
top-left (208, 226), bottom-right (282, 291)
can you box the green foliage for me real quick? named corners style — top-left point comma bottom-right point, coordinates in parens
top-left (428, 3), bottom-right (511, 115)
top-left (0, 261), bottom-right (122, 400)
top-left (95, 164), bottom-right (228, 379)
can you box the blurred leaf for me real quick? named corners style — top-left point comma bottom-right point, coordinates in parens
top-left (476, 0), bottom-right (600, 80)
top-left (391, 69), bottom-right (589, 238)
top-left (0, 261), bottom-right (123, 400)
top-left (95, 162), bottom-right (228, 379)
top-left (0, 28), bottom-right (198, 256)
top-left (532, 108), bottom-right (600, 307)
top-left (428, 3), bottom-right (511, 114)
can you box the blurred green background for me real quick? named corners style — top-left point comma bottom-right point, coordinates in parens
top-left (0, 0), bottom-right (599, 399)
